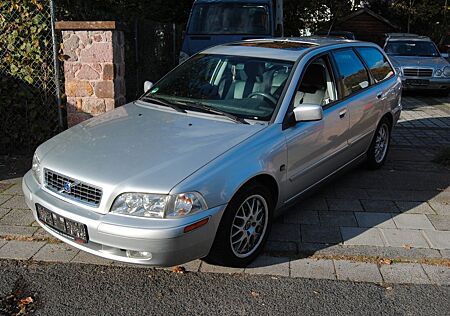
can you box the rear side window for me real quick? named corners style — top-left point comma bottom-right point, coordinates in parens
top-left (356, 47), bottom-right (394, 83)
top-left (332, 49), bottom-right (369, 98)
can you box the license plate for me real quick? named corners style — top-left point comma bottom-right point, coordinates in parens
top-left (406, 79), bottom-right (429, 86)
top-left (36, 204), bottom-right (89, 243)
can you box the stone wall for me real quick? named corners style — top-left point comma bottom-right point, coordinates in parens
top-left (56, 22), bottom-right (126, 127)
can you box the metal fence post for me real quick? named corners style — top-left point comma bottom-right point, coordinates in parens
top-left (172, 23), bottom-right (177, 67)
top-left (50, 0), bottom-right (64, 130)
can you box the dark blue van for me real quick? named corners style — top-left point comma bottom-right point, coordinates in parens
top-left (179, 0), bottom-right (283, 63)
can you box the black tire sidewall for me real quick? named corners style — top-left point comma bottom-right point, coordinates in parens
top-left (367, 117), bottom-right (391, 169)
top-left (206, 183), bottom-right (274, 267)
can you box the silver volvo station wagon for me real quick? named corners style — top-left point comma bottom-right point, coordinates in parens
top-left (23, 38), bottom-right (402, 267)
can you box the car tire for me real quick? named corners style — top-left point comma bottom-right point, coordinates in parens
top-left (366, 117), bottom-right (391, 170)
top-left (204, 183), bottom-right (273, 268)
top-left (438, 89), bottom-right (450, 97)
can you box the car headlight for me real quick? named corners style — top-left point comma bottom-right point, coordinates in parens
top-left (110, 192), bottom-right (207, 218)
top-left (179, 51), bottom-right (190, 64)
top-left (435, 69), bottom-right (443, 77)
top-left (394, 67), bottom-right (402, 76)
top-left (32, 153), bottom-right (41, 184)
top-left (443, 66), bottom-right (450, 77)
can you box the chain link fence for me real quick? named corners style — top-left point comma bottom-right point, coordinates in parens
top-left (0, 0), bottom-right (62, 154)
top-left (0, 1), bottom-right (183, 154)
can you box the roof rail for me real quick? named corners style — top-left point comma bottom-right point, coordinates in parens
top-left (385, 33), bottom-right (419, 38)
top-left (385, 33), bottom-right (431, 41)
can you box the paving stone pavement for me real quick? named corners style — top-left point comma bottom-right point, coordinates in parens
top-left (0, 95), bottom-right (449, 285)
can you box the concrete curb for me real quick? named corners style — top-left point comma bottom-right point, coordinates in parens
top-left (0, 240), bottom-right (448, 285)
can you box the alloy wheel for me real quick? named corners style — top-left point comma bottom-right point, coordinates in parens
top-left (230, 194), bottom-right (268, 258)
top-left (374, 123), bottom-right (389, 163)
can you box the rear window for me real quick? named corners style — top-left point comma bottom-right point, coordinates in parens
top-left (356, 47), bottom-right (394, 83)
top-left (332, 49), bottom-right (370, 98)
top-left (188, 3), bottom-right (270, 35)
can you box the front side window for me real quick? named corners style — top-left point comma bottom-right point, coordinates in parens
top-left (143, 54), bottom-right (294, 121)
top-left (356, 47), bottom-right (394, 83)
top-left (294, 56), bottom-right (337, 107)
top-left (333, 49), bottom-right (370, 98)
top-left (188, 4), bottom-right (270, 35)
top-left (384, 40), bottom-right (440, 57)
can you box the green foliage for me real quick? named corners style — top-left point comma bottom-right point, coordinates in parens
top-left (56, 0), bottom-right (193, 24)
top-left (0, 0), bottom-right (52, 85)
top-left (284, 0), bottom-right (363, 36)
top-left (0, 75), bottom-right (58, 154)
top-left (0, 0), bottom-right (58, 154)
top-left (365, 0), bottom-right (449, 41)
top-left (282, 0), bottom-right (447, 39)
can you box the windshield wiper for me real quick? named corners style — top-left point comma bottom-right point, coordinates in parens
top-left (141, 95), bottom-right (186, 113)
top-left (176, 100), bottom-right (249, 124)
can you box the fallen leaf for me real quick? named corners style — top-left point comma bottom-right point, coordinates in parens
top-left (403, 244), bottom-right (412, 250)
top-left (172, 266), bottom-right (186, 274)
top-left (379, 258), bottom-right (392, 265)
top-left (18, 296), bottom-right (33, 306)
top-left (251, 291), bottom-right (260, 298)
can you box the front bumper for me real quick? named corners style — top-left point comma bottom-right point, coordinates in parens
top-left (22, 171), bottom-right (226, 266)
top-left (401, 77), bottom-right (450, 91)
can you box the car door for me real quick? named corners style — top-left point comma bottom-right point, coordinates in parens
top-left (331, 48), bottom-right (384, 159)
top-left (283, 54), bottom-right (350, 202)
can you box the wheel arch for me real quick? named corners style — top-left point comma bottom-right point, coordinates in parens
top-left (382, 112), bottom-right (394, 129)
top-left (232, 173), bottom-right (280, 210)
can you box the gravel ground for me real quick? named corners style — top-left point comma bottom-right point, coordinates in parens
top-left (1, 259), bottom-right (449, 315)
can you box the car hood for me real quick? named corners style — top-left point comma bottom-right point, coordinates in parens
top-left (388, 55), bottom-right (449, 68)
top-left (38, 102), bottom-right (266, 202)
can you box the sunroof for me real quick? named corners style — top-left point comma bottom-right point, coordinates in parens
top-left (229, 41), bottom-right (316, 50)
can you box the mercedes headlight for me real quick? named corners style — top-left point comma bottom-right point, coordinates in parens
top-left (179, 51), bottom-right (190, 64)
top-left (32, 152), bottom-right (41, 184)
top-left (394, 67), bottom-right (402, 76)
top-left (443, 66), bottom-right (450, 77)
top-left (435, 69), bottom-right (443, 77)
top-left (110, 192), bottom-right (207, 218)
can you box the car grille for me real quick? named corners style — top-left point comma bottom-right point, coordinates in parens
top-left (44, 169), bottom-right (102, 207)
top-left (403, 68), bottom-right (433, 77)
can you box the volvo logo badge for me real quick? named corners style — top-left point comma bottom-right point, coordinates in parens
top-left (63, 181), bottom-right (72, 193)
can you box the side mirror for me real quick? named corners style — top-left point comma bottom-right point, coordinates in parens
top-left (144, 81), bottom-right (154, 93)
top-left (293, 104), bottom-right (323, 122)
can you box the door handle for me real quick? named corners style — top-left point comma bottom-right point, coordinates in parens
top-left (339, 109), bottom-right (347, 118)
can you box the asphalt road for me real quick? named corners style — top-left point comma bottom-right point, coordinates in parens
top-left (0, 260), bottom-right (449, 316)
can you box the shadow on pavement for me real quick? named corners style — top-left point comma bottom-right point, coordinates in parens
top-left (401, 90), bottom-right (450, 108)
top-left (254, 115), bottom-right (450, 268)
top-left (0, 156), bottom-right (31, 181)
top-left (1, 114), bottom-right (449, 269)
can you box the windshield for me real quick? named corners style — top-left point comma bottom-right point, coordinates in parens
top-left (385, 40), bottom-right (439, 57)
top-left (142, 54), bottom-right (294, 121)
top-left (188, 4), bottom-right (270, 35)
